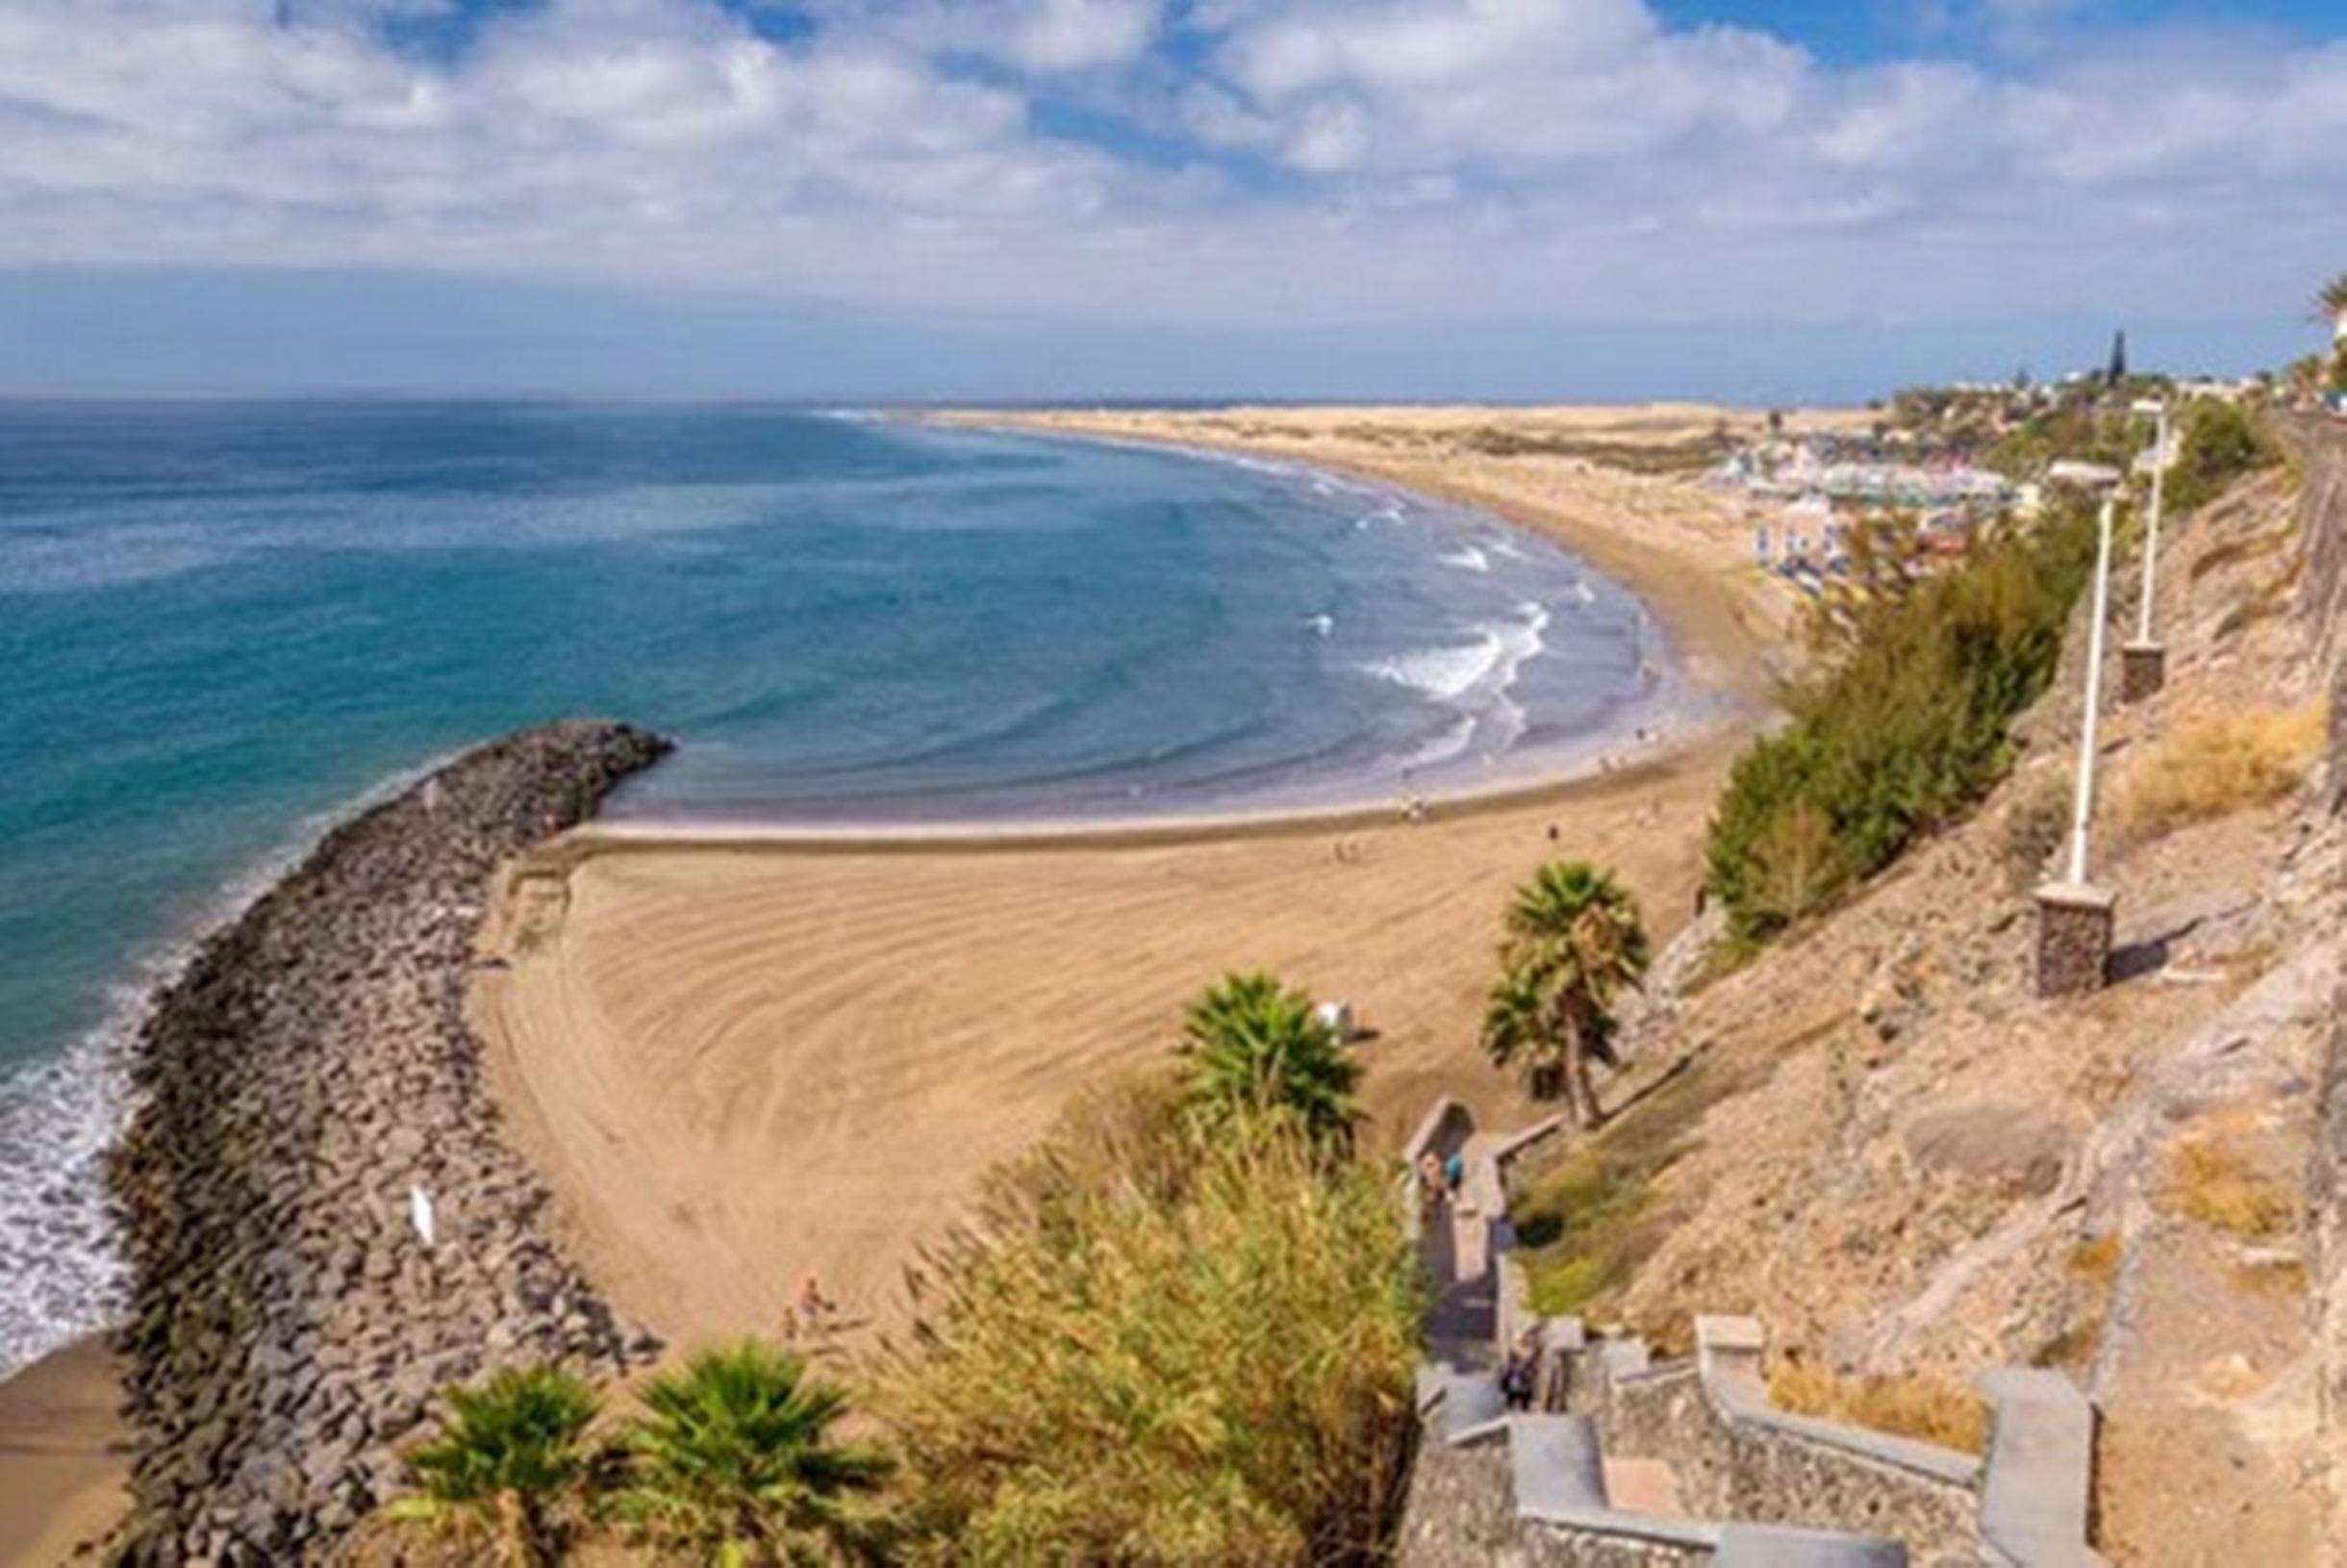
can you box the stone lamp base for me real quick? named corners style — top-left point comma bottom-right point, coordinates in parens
top-left (2033, 881), bottom-right (2115, 999)
top-left (2119, 641), bottom-right (2166, 703)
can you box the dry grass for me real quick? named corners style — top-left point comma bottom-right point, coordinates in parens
top-left (1766, 1359), bottom-right (1990, 1455)
top-left (2163, 1136), bottom-right (2292, 1240)
top-left (2069, 1233), bottom-right (2122, 1286)
top-left (2229, 1257), bottom-right (2309, 1299)
top-left (2116, 699), bottom-right (2327, 837)
top-left (2032, 1233), bottom-right (2124, 1372)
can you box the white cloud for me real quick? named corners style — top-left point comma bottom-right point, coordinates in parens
top-left (0, 0), bottom-right (2339, 333)
top-left (804, 0), bottom-right (1162, 73)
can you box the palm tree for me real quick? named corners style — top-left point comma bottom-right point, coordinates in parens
top-left (2316, 273), bottom-right (2347, 342)
top-left (606, 1341), bottom-right (892, 1566)
top-left (1493, 861), bottom-right (1650, 1127)
top-left (1479, 963), bottom-right (1563, 1101)
top-left (391, 1365), bottom-right (603, 1568)
top-left (1177, 970), bottom-right (1360, 1147)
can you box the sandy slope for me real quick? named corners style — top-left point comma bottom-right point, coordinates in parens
top-left (470, 409), bottom-right (1782, 1353)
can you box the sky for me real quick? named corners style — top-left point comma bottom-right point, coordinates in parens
top-left (2, 0), bottom-right (2343, 402)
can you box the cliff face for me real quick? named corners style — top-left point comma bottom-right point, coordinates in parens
top-left (2290, 414), bottom-right (2347, 801)
top-left (106, 721), bottom-right (671, 1563)
top-left (1502, 436), bottom-right (2343, 1563)
top-left (2293, 414), bottom-right (2347, 1560)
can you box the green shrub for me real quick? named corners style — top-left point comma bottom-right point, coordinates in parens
top-left (868, 1100), bottom-right (1422, 1565)
top-left (2162, 400), bottom-right (2274, 516)
top-left (391, 1366), bottom-right (604, 1567)
top-left (1706, 498), bottom-right (2099, 940)
top-left (1177, 971), bottom-right (1360, 1150)
top-left (606, 1342), bottom-right (893, 1565)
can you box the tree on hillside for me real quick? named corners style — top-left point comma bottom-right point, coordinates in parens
top-left (1178, 971), bottom-right (1360, 1148)
top-left (1487, 861), bottom-right (1650, 1128)
top-left (2316, 274), bottom-right (2347, 341)
top-left (605, 1342), bottom-right (892, 1566)
top-left (391, 1365), bottom-right (603, 1568)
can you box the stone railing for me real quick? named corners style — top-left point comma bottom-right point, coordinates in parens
top-left (1397, 1099), bottom-right (2105, 1565)
top-left (1548, 1315), bottom-right (2099, 1567)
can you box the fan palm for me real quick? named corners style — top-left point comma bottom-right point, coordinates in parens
top-left (605, 1341), bottom-right (892, 1567)
top-left (1177, 970), bottom-right (1360, 1148)
top-left (2317, 273), bottom-right (2347, 340)
top-left (1494, 861), bottom-right (1649, 1127)
top-left (390, 1365), bottom-right (602, 1568)
top-left (1480, 962), bottom-right (1564, 1102)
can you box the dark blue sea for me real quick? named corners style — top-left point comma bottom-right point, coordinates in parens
top-left (0, 399), bottom-right (1677, 1373)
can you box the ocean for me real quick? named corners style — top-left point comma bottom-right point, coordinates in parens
top-left (0, 399), bottom-right (1676, 1376)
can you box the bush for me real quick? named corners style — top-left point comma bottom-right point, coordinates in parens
top-left (605, 1342), bottom-right (893, 1564)
top-left (1178, 971), bottom-right (1360, 1149)
top-left (2116, 699), bottom-right (2325, 838)
top-left (868, 1100), bottom-right (1422, 1565)
top-left (1706, 498), bottom-right (2099, 940)
top-left (1999, 771), bottom-right (2071, 894)
top-left (391, 1366), bottom-right (604, 1568)
top-left (2162, 400), bottom-right (2274, 516)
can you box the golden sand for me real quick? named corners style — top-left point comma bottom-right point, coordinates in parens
top-left (468, 405), bottom-right (1791, 1352)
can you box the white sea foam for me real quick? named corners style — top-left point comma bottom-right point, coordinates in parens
top-left (1359, 602), bottom-right (1551, 739)
top-left (0, 755), bottom-right (452, 1380)
top-left (1438, 545), bottom-right (1491, 573)
top-left (1399, 713), bottom-right (1478, 771)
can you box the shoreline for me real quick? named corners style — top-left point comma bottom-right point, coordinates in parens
top-left (468, 409), bottom-right (1787, 1359)
top-left (568, 408), bottom-right (1775, 852)
top-left (933, 407), bottom-right (1790, 711)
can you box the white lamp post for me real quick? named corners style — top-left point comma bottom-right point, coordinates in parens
top-left (2122, 398), bottom-right (2171, 701)
top-left (2035, 480), bottom-right (2123, 998)
top-left (2065, 493), bottom-right (2117, 888)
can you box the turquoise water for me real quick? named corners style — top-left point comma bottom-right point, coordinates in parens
top-left (0, 399), bottom-right (1675, 1373)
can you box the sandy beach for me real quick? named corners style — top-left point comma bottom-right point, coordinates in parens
top-left (0, 1338), bottom-right (128, 1564)
top-left (467, 405), bottom-right (1792, 1353)
top-left (0, 404), bottom-right (1791, 1555)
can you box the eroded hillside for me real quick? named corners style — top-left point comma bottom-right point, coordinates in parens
top-left (1506, 431), bottom-right (2344, 1563)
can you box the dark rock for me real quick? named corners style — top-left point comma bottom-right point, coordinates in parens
top-left (103, 721), bottom-right (669, 1560)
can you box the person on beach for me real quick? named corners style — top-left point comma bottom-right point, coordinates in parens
top-left (796, 1274), bottom-right (833, 1336)
top-left (1418, 1151), bottom-right (1446, 1208)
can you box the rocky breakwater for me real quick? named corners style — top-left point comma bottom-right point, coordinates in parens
top-left (106, 720), bottom-right (673, 1562)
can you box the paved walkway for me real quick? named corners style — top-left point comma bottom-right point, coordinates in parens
top-left (1421, 1128), bottom-right (1509, 1367)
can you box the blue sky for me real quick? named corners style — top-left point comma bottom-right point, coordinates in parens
top-left (3, 0), bottom-right (2343, 401)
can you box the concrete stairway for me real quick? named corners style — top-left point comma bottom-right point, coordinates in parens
top-left (1397, 1098), bottom-right (2105, 1566)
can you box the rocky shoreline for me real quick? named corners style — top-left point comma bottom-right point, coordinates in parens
top-left (105, 721), bottom-right (672, 1562)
